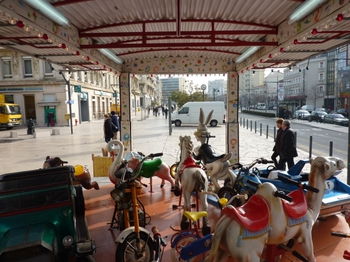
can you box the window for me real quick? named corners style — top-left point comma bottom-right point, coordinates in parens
top-left (319, 61), bottom-right (324, 68)
top-left (178, 107), bottom-right (189, 114)
top-left (44, 61), bottom-right (53, 76)
top-left (1, 57), bottom-right (12, 78)
top-left (319, 73), bottom-right (324, 81)
top-left (23, 57), bottom-right (33, 77)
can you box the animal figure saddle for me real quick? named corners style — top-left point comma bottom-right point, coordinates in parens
top-left (282, 188), bottom-right (307, 219)
top-left (196, 143), bottom-right (226, 164)
top-left (222, 194), bottom-right (270, 232)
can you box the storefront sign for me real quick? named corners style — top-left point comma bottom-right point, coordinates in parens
top-left (74, 85), bottom-right (82, 93)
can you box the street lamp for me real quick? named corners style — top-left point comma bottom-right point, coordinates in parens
top-left (213, 88), bottom-right (220, 101)
top-left (201, 84), bottom-right (207, 101)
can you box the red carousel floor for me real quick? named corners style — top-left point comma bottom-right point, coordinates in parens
top-left (84, 179), bottom-right (350, 262)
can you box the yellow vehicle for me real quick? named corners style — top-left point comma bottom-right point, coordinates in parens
top-left (0, 94), bottom-right (22, 129)
top-left (110, 103), bottom-right (120, 114)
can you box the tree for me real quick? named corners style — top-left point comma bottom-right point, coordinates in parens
top-left (170, 91), bottom-right (190, 107)
top-left (190, 91), bottom-right (208, 102)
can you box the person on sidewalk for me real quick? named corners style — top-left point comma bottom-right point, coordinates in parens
top-left (271, 118), bottom-right (283, 168)
top-left (164, 107), bottom-right (169, 119)
top-left (103, 114), bottom-right (114, 143)
top-left (110, 111), bottom-right (120, 139)
top-left (278, 120), bottom-right (298, 170)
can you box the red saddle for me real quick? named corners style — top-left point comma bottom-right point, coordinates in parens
top-left (282, 188), bottom-right (307, 219)
top-left (222, 194), bottom-right (269, 232)
top-left (183, 156), bottom-right (201, 169)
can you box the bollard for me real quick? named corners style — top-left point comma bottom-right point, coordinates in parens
top-left (329, 141), bottom-right (333, 156)
top-left (246, 119), bottom-right (249, 129)
top-left (255, 121), bottom-right (257, 133)
top-left (294, 132), bottom-right (297, 147)
top-left (309, 136), bottom-right (313, 159)
top-left (273, 126), bottom-right (276, 140)
top-left (243, 118), bottom-right (245, 128)
top-left (250, 120), bottom-right (252, 131)
top-left (260, 123), bottom-right (262, 136)
top-left (266, 125), bottom-right (269, 139)
top-left (240, 117), bottom-right (242, 126)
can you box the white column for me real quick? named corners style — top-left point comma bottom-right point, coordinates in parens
top-left (226, 72), bottom-right (239, 163)
top-left (119, 72), bottom-right (132, 152)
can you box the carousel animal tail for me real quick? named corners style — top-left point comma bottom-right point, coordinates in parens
top-left (207, 216), bottom-right (231, 262)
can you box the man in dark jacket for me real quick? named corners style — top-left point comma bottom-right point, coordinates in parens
top-left (110, 111), bottom-right (120, 139)
top-left (271, 118), bottom-right (283, 168)
top-left (103, 114), bottom-right (114, 143)
top-left (279, 120), bottom-right (298, 170)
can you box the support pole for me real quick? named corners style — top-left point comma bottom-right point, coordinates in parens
top-left (168, 97), bottom-right (172, 136)
top-left (61, 72), bottom-right (73, 135)
top-left (309, 136), bottom-right (313, 159)
top-left (266, 125), bottom-right (269, 139)
top-left (329, 141), bottom-right (333, 156)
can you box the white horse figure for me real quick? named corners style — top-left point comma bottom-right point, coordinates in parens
top-left (205, 155), bottom-right (236, 192)
top-left (174, 135), bottom-right (210, 234)
top-left (208, 156), bottom-right (345, 262)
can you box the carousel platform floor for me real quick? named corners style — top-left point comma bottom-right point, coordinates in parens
top-left (84, 179), bottom-right (350, 262)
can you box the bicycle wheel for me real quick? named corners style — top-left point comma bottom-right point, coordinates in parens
top-left (115, 231), bottom-right (154, 262)
top-left (170, 163), bottom-right (178, 179)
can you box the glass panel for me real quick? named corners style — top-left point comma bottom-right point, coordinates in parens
top-left (2, 58), bottom-right (12, 78)
top-left (23, 58), bottom-right (32, 77)
top-left (179, 107), bottom-right (189, 114)
top-left (44, 61), bottom-right (53, 75)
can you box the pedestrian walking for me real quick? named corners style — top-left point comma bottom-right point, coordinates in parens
top-left (271, 118), bottom-right (283, 168)
top-left (164, 107), bottom-right (169, 119)
top-left (278, 120), bottom-right (298, 170)
top-left (103, 114), bottom-right (114, 143)
top-left (110, 111), bottom-right (120, 140)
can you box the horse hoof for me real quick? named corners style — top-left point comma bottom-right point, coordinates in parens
top-left (202, 226), bottom-right (211, 236)
top-left (180, 221), bottom-right (190, 230)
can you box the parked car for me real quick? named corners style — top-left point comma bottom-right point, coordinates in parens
top-left (337, 108), bottom-right (349, 117)
top-left (323, 113), bottom-right (349, 126)
top-left (256, 103), bottom-right (266, 110)
top-left (301, 105), bottom-right (314, 113)
top-left (294, 110), bottom-right (311, 120)
top-left (310, 111), bottom-right (328, 122)
top-left (315, 108), bottom-right (326, 112)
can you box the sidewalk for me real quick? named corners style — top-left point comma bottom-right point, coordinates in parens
top-left (0, 114), bottom-right (347, 183)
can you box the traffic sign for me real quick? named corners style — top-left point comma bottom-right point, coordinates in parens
top-left (74, 85), bottom-right (81, 93)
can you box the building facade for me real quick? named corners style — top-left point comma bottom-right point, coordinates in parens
top-left (238, 69), bottom-right (264, 108)
top-left (208, 79), bottom-right (227, 100)
top-left (0, 48), bottom-right (117, 126)
top-left (160, 77), bottom-right (185, 104)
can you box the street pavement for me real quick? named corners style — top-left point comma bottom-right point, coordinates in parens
top-left (240, 112), bottom-right (348, 164)
top-left (0, 113), bottom-right (347, 183)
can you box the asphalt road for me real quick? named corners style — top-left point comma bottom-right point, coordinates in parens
top-left (240, 113), bottom-right (348, 163)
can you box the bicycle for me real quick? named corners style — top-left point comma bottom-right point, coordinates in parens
top-left (112, 153), bottom-right (167, 262)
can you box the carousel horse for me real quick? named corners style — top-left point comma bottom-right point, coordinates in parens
top-left (193, 108), bottom-right (232, 191)
top-left (208, 156), bottom-right (345, 262)
top-left (43, 156), bottom-right (99, 190)
top-left (174, 135), bottom-right (210, 235)
top-left (107, 140), bottom-right (174, 189)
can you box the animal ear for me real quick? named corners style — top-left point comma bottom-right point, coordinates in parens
top-left (199, 108), bottom-right (205, 124)
top-left (222, 153), bottom-right (232, 162)
top-left (205, 110), bottom-right (214, 125)
top-left (324, 162), bottom-right (330, 171)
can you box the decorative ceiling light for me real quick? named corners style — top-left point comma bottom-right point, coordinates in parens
top-left (16, 20), bottom-right (25, 28)
top-left (336, 14), bottom-right (344, 22)
top-left (235, 46), bottom-right (261, 63)
top-left (9, 18), bottom-right (17, 25)
top-left (25, 0), bottom-right (69, 26)
top-left (99, 48), bottom-right (123, 64)
top-left (311, 28), bottom-right (318, 35)
top-left (289, 0), bottom-right (327, 24)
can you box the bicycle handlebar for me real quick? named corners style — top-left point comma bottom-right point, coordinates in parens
top-left (150, 153), bottom-right (163, 158)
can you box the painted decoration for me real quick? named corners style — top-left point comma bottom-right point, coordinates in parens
top-left (123, 56), bottom-right (235, 74)
top-left (119, 72), bottom-right (132, 152)
top-left (226, 72), bottom-right (239, 163)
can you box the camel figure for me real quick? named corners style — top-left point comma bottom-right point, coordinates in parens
top-left (107, 140), bottom-right (174, 189)
top-left (193, 108), bottom-right (232, 191)
top-left (174, 135), bottom-right (210, 234)
top-left (208, 156), bottom-right (345, 262)
top-left (205, 156), bottom-right (236, 192)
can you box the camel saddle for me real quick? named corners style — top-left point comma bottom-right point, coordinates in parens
top-left (196, 144), bottom-right (226, 164)
top-left (282, 188), bottom-right (307, 219)
top-left (222, 194), bottom-right (269, 232)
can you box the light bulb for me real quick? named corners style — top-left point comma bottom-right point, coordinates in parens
top-left (9, 18), bottom-right (17, 25)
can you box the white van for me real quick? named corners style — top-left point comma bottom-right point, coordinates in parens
top-left (172, 101), bottom-right (225, 127)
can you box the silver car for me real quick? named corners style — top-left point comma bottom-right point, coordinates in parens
top-left (294, 110), bottom-right (311, 120)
